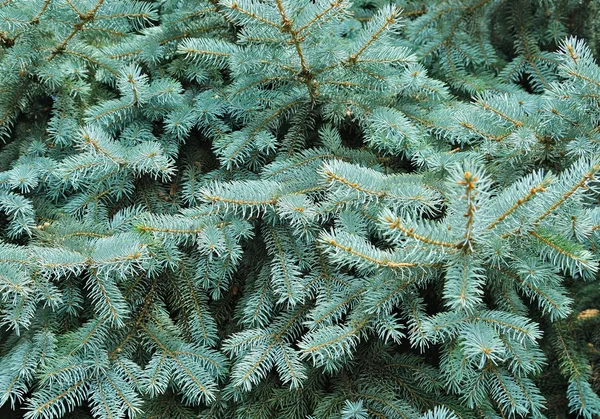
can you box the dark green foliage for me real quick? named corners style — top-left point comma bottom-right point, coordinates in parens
top-left (0, 1), bottom-right (599, 418)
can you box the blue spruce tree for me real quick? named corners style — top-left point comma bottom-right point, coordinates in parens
top-left (0, 1), bottom-right (599, 418)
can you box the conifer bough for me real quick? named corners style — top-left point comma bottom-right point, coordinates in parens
top-left (0, 1), bottom-right (600, 418)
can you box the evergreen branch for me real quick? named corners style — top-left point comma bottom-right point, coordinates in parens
top-left (111, 280), bottom-right (157, 357)
top-left (226, 1), bottom-right (281, 28)
top-left (64, 0), bottom-right (85, 19)
top-left (172, 351), bottom-right (223, 371)
top-left (489, 265), bottom-right (561, 311)
top-left (230, 307), bottom-right (307, 386)
top-left (296, 0), bottom-right (345, 34)
top-left (348, 6), bottom-right (400, 63)
top-left (86, 101), bottom-right (132, 125)
top-left (456, 171), bottom-right (478, 251)
top-left (486, 182), bottom-right (548, 230)
top-left (277, 342), bottom-right (302, 385)
top-left (257, 58), bottom-right (297, 74)
top-left (301, 326), bottom-right (358, 354)
top-left (350, 393), bottom-right (410, 419)
top-left (62, 49), bottom-right (119, 75)
top-left (311, 287), bottom-right (365, 327)
top-left (248, 281), bottom-right (270, 323)
top-left (136, 225), bottom-right (206, 234)
top-left (322, 236), bottom-right (418, 269)
top-left (31, 0), bottom-right (52, 23)
top-left (269, 228), bottom-right (297, 304)
top-left (239, 346), bottom-right (272, 383)
top-left (384, 215), bottom-right (457, 248)
top-left (61, 231), bottom-right (110, 239)
top-left (460, 121), bottom-right (509, 142)
top-left (203, 194), bottom-right (277, 207)
top-left (47, 0), bottom-right (106, 60)
top-left (263, 151), bottom-right (335, 178)
top-left (414, 6), bottom-right (462, 36)
top-left (232, 76), bottom-right (298, 95)
top-left (92, 380), bottom-right (115, 418)
top-left (273, 0), bottom-right (316, 98)
top-left (178, 40), bottom-right (233, 61)
top-left (273, 305), bottom-right (309, 342)
top-left (96, 13), bottom-right (152, 20)
top-left (172, 7), bottom-right (219, 23)
top-left (1, 2), bottom-right (599, 417)
top-left (178, 261), bottom-right (213, 344)
top-left (222, 108), bottom-right (295, 166)
top-left (529, 230), bottom-right (597, 274)
top-left (140, 325), bottom-right (215, 400)
top-left (67, 316), bottom-right (109, 357)
top-left (476, 99), bottom-right (523, 127)
top-left (0, 0), bottom-right (15, 8)
top-left (0, 80), bottom-right (28, 135)
top-left (489, 367), bottom-right (519, 412)
top-left (475, 312), bottom-right (540, 342)
top-left (323, 168), bottom-right (385, 197)
top-left (320, 79), bottom-right (379, 90)
top-left (533, 162), bottom-right (600, 224)
top-left (566, 70), bottom-right (600, 89)
top-left (26, 380), bottom-right (86, 419)
top-left (553, 325), bottom-right (581, 379)
top-left (369, 277), bottom-right (418, 313)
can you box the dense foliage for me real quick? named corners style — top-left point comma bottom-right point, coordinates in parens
top-left (1, 1), bottom-right (600, 418)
